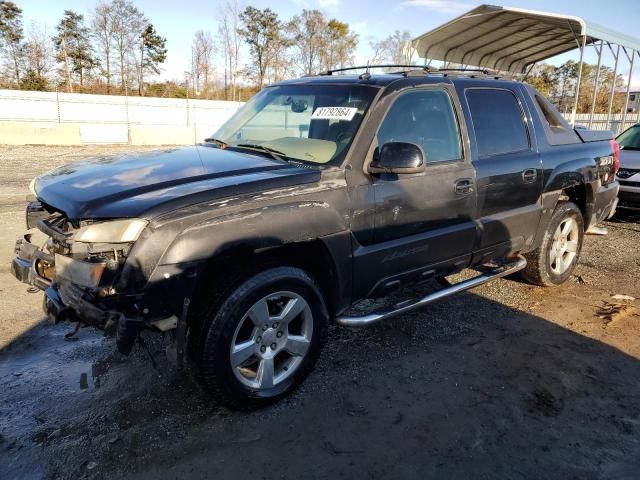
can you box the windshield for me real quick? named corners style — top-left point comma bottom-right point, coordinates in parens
top-left (617, 125), bottom-right (640, 150)
top-left (212, 84), bottom-right (378, 165)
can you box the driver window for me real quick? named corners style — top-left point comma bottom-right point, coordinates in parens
top-left (377, 89), bottom-right (462, 162)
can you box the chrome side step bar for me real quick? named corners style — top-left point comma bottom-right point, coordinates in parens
top-left (335, 255), bottom-right (527, 327)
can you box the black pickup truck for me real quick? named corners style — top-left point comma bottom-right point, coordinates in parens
top-left (11, 67), bottom-right (620, 408)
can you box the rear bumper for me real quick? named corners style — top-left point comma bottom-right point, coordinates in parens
top-left (591, 181), bottom-right (620, 224)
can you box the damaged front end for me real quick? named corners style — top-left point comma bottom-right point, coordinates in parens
top-left (11, 201), bottom-right (183, 354)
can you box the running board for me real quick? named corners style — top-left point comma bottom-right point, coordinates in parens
top-left (335, 255), bottom-right (527, 327)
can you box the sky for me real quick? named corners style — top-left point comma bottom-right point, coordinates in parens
top-left (15, 0), bottom-right (640, 85)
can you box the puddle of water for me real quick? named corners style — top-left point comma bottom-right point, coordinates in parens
top-left (0, 320), bottom-right (111, 478)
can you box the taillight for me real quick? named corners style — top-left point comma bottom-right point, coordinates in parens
top-left (610, 139), bottom-right (620, 175)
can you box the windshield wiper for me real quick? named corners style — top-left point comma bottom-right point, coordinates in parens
top-left (203, 137), bottom-right (228, 148)
top-left (234, 144), bottom-right (286, 161)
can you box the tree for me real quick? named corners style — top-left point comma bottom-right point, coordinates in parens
top-left (288, 10), bottom-right (357, 76)
top-left (24, 22), bottom-right (53, 79)
top-left (526, 63), bottom-right (556, 98)
top-left (524, 61), bottom-right (627, 115)
top-left (289, 9), bottom-right (325, 76)
top-left (192, 30), bottom-right (215, 97)
top-left (92, 2), bottom-right (115, 93)
top-left (322, 19), bottom-right (357, 71)
top-left (19, 69), bottom-right (47, 90)
top-left (369, 30), bottom-right (412, 68)
top-left (238, 6), bottom-right (284, 89)
top-left (267, 27), bottom-right (292, 83)
top-left (110, 0), bottom-right (146, 92)
top-left (138, 24), bottom-right (166, 95)
top-left (552, 60), bottom-right (579, 113)
top-left (0, 0), bottom-right (24, 84)
top-left (53, 10), bottom-right (97, 91)
top-left (217, 0), bottom-right (242, 100)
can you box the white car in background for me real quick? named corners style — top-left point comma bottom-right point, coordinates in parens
top-left (616, 124), bottom-right (640, 211)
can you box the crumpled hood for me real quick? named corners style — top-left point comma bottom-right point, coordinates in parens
top-left (34, 145), bottom-right (319, 219)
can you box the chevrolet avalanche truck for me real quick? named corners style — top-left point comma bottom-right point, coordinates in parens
top-left (11, 66), bottom-right (620, 408)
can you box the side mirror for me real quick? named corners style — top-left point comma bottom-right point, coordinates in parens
top-left (368, 142), bottom-right (426, 175)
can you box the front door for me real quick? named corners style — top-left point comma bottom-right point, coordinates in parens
top-left (352, 86), bottom-right (478, 298)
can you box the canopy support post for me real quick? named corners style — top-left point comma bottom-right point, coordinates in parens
top-left (606, 43), bottom-right (621, 131)
top-left (589, 40), bottom-right (604, 128)
top-left (620, 48), bottom-right (636, 133)
top-left (523, 62), bottom-right (536, 80)
top-left (570, 34), bottom-right (586, 127)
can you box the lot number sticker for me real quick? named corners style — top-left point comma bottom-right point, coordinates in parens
top-left (311, 107), bottom-right (358, 121)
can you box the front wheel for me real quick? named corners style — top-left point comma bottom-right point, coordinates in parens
top-left (191, 267), bottom-right (328, 409)
top-left (521, 201), bottom-right (584, 287)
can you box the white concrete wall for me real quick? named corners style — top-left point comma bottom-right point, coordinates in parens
top-left (0, 89), bottom-right (243, 145)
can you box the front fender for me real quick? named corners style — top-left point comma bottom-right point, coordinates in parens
top-left (160, 201), bottom-right (349, 265)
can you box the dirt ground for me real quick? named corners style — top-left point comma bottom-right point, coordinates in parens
top-left (1, 146), bottom-right (640, 480)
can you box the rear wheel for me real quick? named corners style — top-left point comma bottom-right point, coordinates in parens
top-left (521, 202), bottom-right (584, 287)
top-left (190, 267), bottom-right (328, 409)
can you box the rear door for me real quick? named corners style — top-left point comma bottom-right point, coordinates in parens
top-left (463, 86), bottom-right (543, 261)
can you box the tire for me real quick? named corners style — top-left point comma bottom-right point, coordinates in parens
top-left (190, 266), bottom-right (328, 409)
top-left (521, 201), bottom-right (584, 287)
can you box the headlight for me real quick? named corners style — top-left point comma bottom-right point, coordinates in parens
top-left (74, 219), bottom-right (148, 244)
top-left (29, 177), bottom-right (37, 196)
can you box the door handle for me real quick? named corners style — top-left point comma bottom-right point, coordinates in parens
top-left (454, 178), bottom-right (474, 195)
top-left (522, 168), bottom-right (537, 184)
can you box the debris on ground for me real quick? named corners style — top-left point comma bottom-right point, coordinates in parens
top-left (611, 294), bottom-right (635, 302)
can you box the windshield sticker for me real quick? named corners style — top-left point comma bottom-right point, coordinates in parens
top-left (311, 107), bottom-right (358, 121)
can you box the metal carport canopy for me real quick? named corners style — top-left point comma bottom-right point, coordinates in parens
top-left (411, 4), bottom-right (640, 74)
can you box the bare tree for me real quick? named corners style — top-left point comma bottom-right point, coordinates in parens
top-left (110, 0), bottom-right (146, 93)
top-left (289, 10), bottom-right (323, 76)
top-left (192, 30), bottom-right (215, 97)
top-left (91, 2), bottom-right (114, 93)
top-left (24, 22), bottom-right (52, 78)
top-left (267, 29), bottom-right (292, 83)
top-left (368, 30), bottom-right (412, 69)
top-left (217, 0), bottom-right (241, 100)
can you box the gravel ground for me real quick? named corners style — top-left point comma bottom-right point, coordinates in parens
top-left (1, 146), bottom-right (639, 480)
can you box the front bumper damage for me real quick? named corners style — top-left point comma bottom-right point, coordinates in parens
top-left (12, 233), bottom-right (145, 353)
top-left (11, 223), bottom-right (187, 354)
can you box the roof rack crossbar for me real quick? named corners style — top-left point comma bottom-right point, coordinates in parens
top-left (318, 64), bottom-right (437, 76)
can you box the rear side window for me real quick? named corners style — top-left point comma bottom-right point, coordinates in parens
top-left (466, 89), bottom-right (530, 158)
top-left (527, 87), bottom-right (580, 146)
top-left (377, 89), bottom-right (462, 163)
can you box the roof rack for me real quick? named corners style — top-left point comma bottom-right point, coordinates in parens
top-left (318, 64), bottom-right (438, 76)
top-left (316, 64), bottom-right (504, 80)
top-left (437, 68), bottom-right (503, 80)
